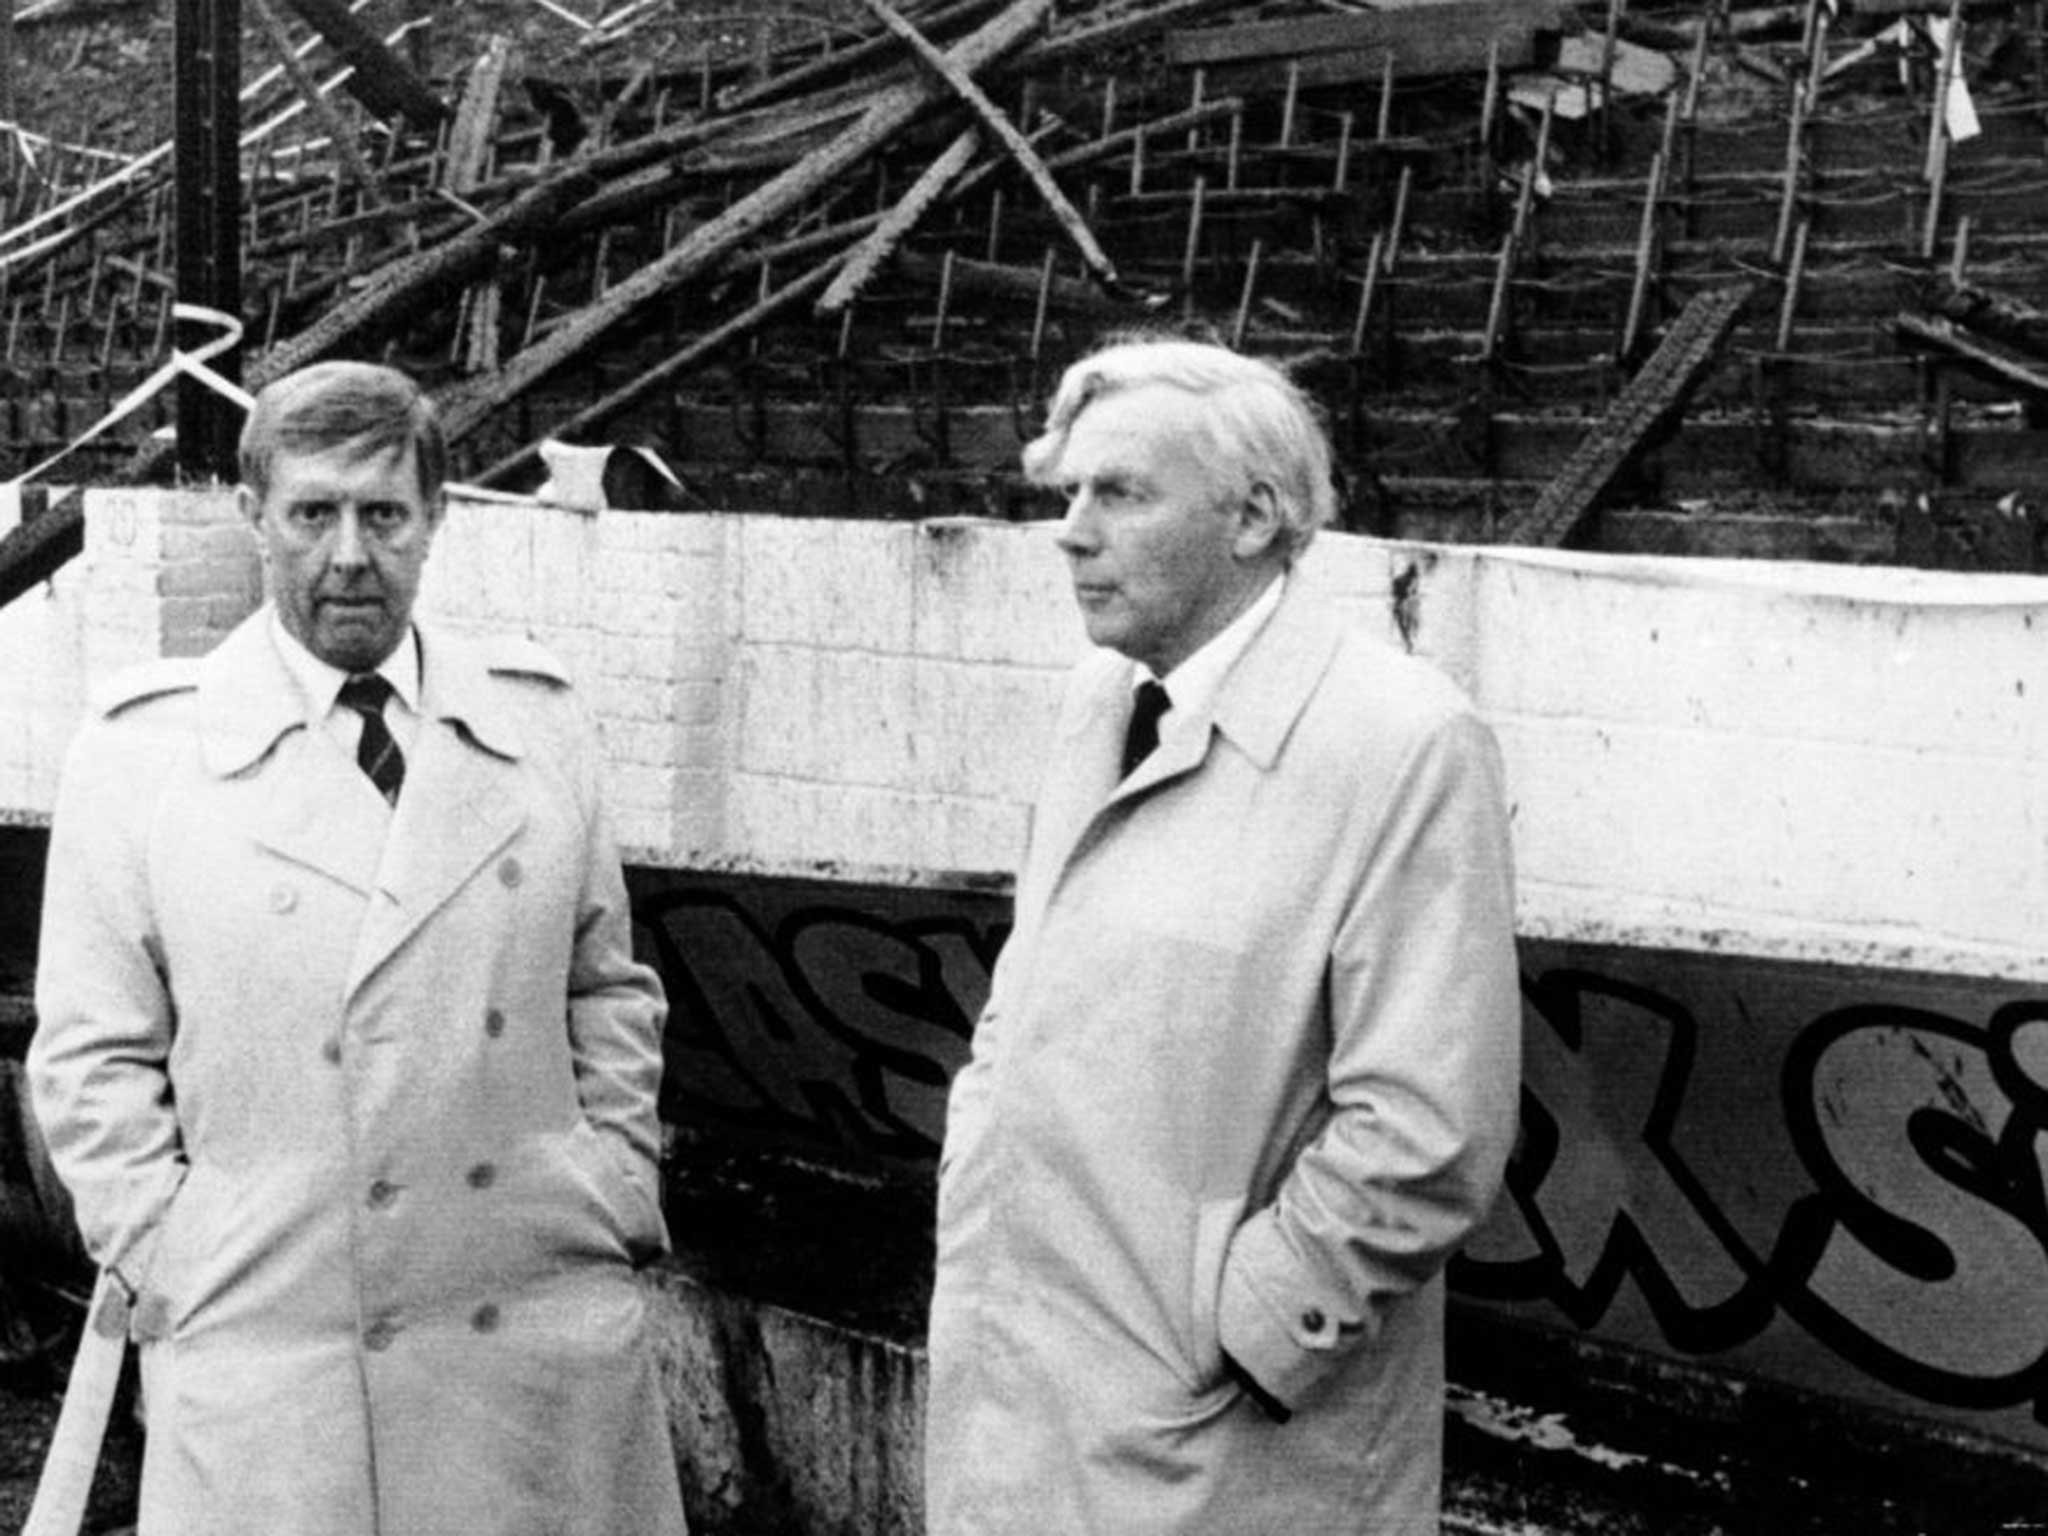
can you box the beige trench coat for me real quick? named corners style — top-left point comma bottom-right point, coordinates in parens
top-left (30, 612), bottom-right (684, 1536)
top-left (926, 580), bottom-right (1522, 1535)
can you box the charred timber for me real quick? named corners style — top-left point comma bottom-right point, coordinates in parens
top-left (1917, 276), bottom-right (2048, 363)
top-left (279, 0), bottom-right (447, 127)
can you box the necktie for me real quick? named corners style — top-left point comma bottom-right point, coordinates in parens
top-left (338, 673), bottom-right (405, 804)
top-left (1121, 679), bottom-right (1170, 779)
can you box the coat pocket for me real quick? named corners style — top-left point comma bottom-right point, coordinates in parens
top-left (133, 1162), bottom-right (204, 1340)
top-left (1186, 1195), bottom-right (1245, 1392)
top-left (501, 1127), bottom-right (650, 1270)
top-left (563, 1120), bottom-right (665, 1262)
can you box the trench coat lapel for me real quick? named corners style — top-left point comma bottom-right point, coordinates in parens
top-left (197, 613), bottom-right (383, 899)
top-left (1032, 579), bottom-right (1348, 910)
top-left (346, 630), bottom-right (527, 995)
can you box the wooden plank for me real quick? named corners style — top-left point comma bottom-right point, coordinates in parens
top-left (0, 487), bottom-right (82, 611)
top-left (858, 0), bottom-right (1118, 290)
top-left (1196, 34), bottom-right (1544, 91)
top-left (1166, 0), bottom-right (1562, 67)
top-left (1895, 311), bottom-right (2048, 396)
top-left (819, 126), bottom-right (981, 314)
top-left (280, 0), bottom-right (446, 125)
top-left (251, 0), bottom-right (386, 205)
top-left (1498, 283), bottom-right (1754, 546)
top-left (1918, 276), bottom-right (2048, 361)
top-left (445, 35), bottom-right (512, 192)
top-left (477, 252), bottom-right (851, 487)
top-left (435, 0), bottom-right (1056, 443)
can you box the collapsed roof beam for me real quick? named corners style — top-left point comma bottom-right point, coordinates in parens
top-left (281, 0), bottom-right (447, 127)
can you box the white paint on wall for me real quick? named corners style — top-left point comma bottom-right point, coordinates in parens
top-left (7, 491), bottom-right (2047, 982)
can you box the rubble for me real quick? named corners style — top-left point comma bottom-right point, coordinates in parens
top-left (1, 0), bottom-right (2047, 570)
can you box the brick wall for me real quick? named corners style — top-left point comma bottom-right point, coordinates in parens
top-left (5, 489), bottom-right (2046, 981)
top-left (0, 488), bottom-right (254, 817)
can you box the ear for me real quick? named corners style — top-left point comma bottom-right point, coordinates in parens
top-left (1231, 481), bottom-right (1285, 561)
top-left (237, 483), bottom-right (262, 533)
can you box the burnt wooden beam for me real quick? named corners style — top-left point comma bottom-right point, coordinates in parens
top-left (0, 488), bottom-right (84, 610)
top-left (719, 0), bottom-right (1001, 114)
top-left (1021, 0), bottom-right (1248, 68)
top-left (433, 0), bottom-right (1056, 444)
top-left (251, 0), bottom-right (386, 205)
top-left (1895, 311), bottom-right (2048, 396)
top-left (476, 251), bottom-right (853, 487)
top-left (1917, 275), bottom-right (2048, 361)
top-left (1166, 0), bottom-right (1563, 88)
top-left (893, 247), bottom-right (1142, 318)
top-left (858, 0), bottom-right (1118, 290)
top-left (819, 125), bottom-right (983, 315)
top-left (281, 0), bottom-right (446, 126)
top-left (1499, 282), bottom-right (1755, 547)
top-left (252, 160), bottom-right (603, 388)
top-left (0, 0), bottom-right (12, 126)
top-left (445, 35), bottom-right (514, 193)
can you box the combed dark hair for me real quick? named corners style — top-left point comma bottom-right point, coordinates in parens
top-left (239, 360), bottom-right (447, 503)
top-left (1023, 335), bottom-right (1336, 559)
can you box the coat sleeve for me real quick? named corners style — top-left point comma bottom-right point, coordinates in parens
top-left (1217, 708), bottom-right (1521, 1409)
top-left (560, 697), bottom-right (671, 1256)
top-left (29, 712), bottom-right (189, 1295)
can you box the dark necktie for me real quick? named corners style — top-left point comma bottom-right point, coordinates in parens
top-left (1121, 679), bottom-right (1171, 779)
top-left (338, 673), bottom-right (405, 804)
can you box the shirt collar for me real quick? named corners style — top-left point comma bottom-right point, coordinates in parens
top-left (268, 605), bottom-right (421, 717)
top-left (1135, 570), bottom-right (1287, 720)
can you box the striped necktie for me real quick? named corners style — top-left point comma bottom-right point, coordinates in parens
top-left (338, 673), bottom-right (405, 804)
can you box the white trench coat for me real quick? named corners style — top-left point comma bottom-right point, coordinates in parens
top-left (31, 612), bottom-right (685, 1536)
top-left (926, 580), bottom-right (1522, 1535)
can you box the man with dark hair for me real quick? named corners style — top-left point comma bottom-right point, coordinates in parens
top-left (31, 360), bottom-right (686, 1535)
top-left (925, 337), bottom-right (1522, 1534)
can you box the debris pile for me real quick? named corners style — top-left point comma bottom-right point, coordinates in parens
top-left (5, 0), bottom-right (2048, 567)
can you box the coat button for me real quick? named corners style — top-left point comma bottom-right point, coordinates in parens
top-left (267, 883), bottom-right (297, 914)
top-left (363, 1318), bottom-right (398, 1352)
top-left (466, 1162), bottom-right (496, 1190)
top-left (1301, 1308), bottom-right (1327, 1333)
top-left (470, 1302), bottom-right (501, 1334)
top-left (367, 1179), bottom-right (398, 1209)
top-left (483, 1008), bottom-right (506, 1039)
top-left (497, 857), bottom-right (522, 888)
top-left (321, 1039), bottom-right (342, 1066)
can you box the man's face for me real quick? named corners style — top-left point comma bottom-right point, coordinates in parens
top-left (242, 439), bottom-right (443, 673)
top-left (1049, 383), bottom-right (1260, 677)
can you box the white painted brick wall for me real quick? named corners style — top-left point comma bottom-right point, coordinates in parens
top-left (8, 495), bottom-right (2048, 980)
top-left (0, 488), bottom-right (248, 818)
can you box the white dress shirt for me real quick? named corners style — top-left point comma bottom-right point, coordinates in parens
top-left (1133, 571), bottom-right (1287, 741)
top-left (268, 607), bottom-right (423, 762)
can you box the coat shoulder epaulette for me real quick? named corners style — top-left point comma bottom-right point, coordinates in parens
top-left (483, 635), bottom-right (572, 691)
top-left (93, 657), bottom-right (201, 720)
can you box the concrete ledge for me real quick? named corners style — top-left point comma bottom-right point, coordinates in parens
top-left (650, 1269), bottom-right (925, 1536)
top-left (653, 1145), bottom-right (2048, 1536)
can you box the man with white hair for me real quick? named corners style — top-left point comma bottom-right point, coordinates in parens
top-left (925, 336), bottom-right (1522, 1534)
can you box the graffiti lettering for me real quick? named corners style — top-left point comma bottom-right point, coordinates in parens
top-left (1457, 970), bottom-right (1775, 1351)
top-left (633, 881), bottom-right (996, 1161)
top-left (1776, 1004), bottom-right (2048, 1415)
top-left (630, 871), bottom-right (2048, 1443)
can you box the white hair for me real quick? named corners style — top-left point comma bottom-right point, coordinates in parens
top-left (1022, 336), bottom-right (1336, 559)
